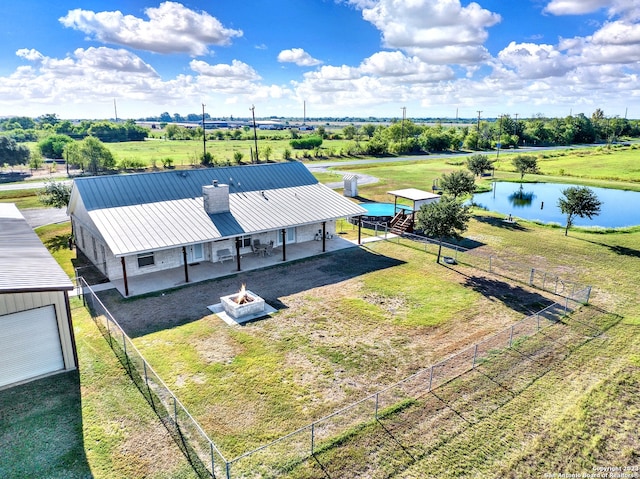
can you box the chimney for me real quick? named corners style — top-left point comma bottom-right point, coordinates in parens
top-left (203, 180), bottom-right (229, 214)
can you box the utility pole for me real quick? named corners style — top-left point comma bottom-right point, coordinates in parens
top-left (113, 99), bottom-right (118, 123)
top-left (250, 105), bottom-right (259, 163)
top-left (476, 110), bottom-right (482, 150)
top-left (202, 103), bottom-right (207, 161)
top-left (303, 100), bottom-right (306, 125)
top-left (400, 106), bottom-right (406, 153)
top-left (514, 113), bottom-right (519, 147)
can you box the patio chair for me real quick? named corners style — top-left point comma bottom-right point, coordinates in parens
top-left (252, 239), bottom-right (261, 255)
top-left (265, 240), bottom-right (274, 256)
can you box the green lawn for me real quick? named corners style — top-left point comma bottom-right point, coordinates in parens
top-left (0, 188), bottom-right (43, 209)
top-left (108, 137), bottom-right (360, 168)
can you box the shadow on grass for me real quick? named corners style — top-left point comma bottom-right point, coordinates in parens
top-left (473, 214), bottom-right (530, 231)
top-left (0, 371), bottom-right (92, 479)
top-left (579, 238), bottom-right (640, 259)
top-left (461, 275), bottom-right (554, 315)
top-left (43, 233), bottom-right (71, 252)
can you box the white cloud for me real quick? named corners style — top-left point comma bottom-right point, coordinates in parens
top-left (544, 0), bottom-right (609, 15)
top-left (277, 48), bottom-right (323, 67)
top-left (361, 0), bottom-right (501, 64)
top-left (359, 51), bottom-right (454, 81)
top-left (498, 42), bottom-right (573, 79)
top-left (544, 0), bottom-right (640, 19)
top-left (59, 1), bottom-right (242, 56)
top-left (190, 59), bottom-right (261, 80)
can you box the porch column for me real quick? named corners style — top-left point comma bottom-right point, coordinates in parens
top-left (235, 237), bottom-right (242, 271)
top-left (281, 228), bottom-right (287, 261)
top-left (322, 221), bottom-right (326, 252)
top-left (358, 216), bottom-right (362, 245)
top-left (182, 246), bottom-right (189, 283)
top-left (120, 257), bottom-right (129, 297)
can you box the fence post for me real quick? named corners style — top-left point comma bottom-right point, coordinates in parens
top-left (375, 393), bottom-right (379, 420)
top-left (210, 443), bottom-right (215, 476)
top-left (529, 268), bottom-right (535, 286)
top-left (554, 276), bottom-right (559, 294)
top-left (310, 423), bottom-right (315, 455)
top-left (428, 365), bottom-right (434, 391)
top-left (564, 296), bottom-right (569, 314)
top-left (472, 344), bottom-right (478, 368)
top-left (509, 325), bottom-right (514, 348)
top-left (489, 256), bottom-right (492, 273)
top-left (173, 396), bottom-right (178, 424)
top-left (542, 272), bottom-right (547, 291)
top-left (585, 286), bottom-right (592, 305)
top-left (537, 313), bottom-right (540, 331)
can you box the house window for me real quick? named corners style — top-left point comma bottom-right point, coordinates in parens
top-left (240, 236), bottom-right (251, 248)
top-left (137, 252), bottom-right (155, 267)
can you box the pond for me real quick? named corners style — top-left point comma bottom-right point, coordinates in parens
top-left (471, 182), bottom-right (640, 228)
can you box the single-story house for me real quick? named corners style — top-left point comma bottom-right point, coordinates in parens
top-left (68, 161), bottom-right (366, 296)
top-left (0, 203), bottom-right (76, 390)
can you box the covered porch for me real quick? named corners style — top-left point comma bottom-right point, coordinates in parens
top-left (109, 235), bottom-right (358, 297)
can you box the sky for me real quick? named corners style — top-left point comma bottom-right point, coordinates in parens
top-left (0, 0), bottom-right (639, 120)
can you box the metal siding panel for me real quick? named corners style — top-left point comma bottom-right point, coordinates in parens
top-left (0, 305), bottom-right (64, 388)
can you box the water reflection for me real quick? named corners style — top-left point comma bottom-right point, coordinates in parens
top-left (508, 184), bottom-right (536, 208)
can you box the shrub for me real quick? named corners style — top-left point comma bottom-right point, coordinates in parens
top-left (290, 136), bottom-right (323, 150)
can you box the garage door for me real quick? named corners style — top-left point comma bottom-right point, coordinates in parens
top-left (0, 305), bottom-right (64, 388)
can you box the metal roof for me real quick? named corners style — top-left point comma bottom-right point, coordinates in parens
top-left (0, 204), bottom-right (74, 293)
top-left (387, 188), bottom-right (441, 201)
top-left (71, 162), bottom-right (367, 257)
top-left (73, 161), bottom-right (318, 211)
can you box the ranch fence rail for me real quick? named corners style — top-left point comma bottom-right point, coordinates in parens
top-left (78, 244), bottom-right (592, 478)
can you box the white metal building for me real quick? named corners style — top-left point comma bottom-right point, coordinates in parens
top-left (68, 161), bottom-right (366, 296)
top-left (0, 204), bottom-right (76, 390)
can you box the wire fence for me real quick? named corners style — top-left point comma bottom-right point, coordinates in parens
top-left (79, 277), bottom-right (228, 479)
top-left (79, 257), bottom-right (592, 478)
top-left (355, 220), bottom-right (592, 302)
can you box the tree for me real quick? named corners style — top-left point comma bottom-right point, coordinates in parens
top-left (557, 186), bottom-right (602, 236)
top-left (343, 125), bottom-right (357, 140)
top-left (440, 170), bottom-right (476, 198)
top-left (38, 180), bottom-right (71, 209)
top-left (38, 134), bottom-right (73, 159)
top-left (466, 154), bottom-right (492, 177)
top-left (64, 137), bottom-right (115, 174)
top-left (0, 136), bottom-right (30, 166)
top-left (415, 197), bottom-right (471, 263)
top-left (512, 154), bottom-right (538, 180)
